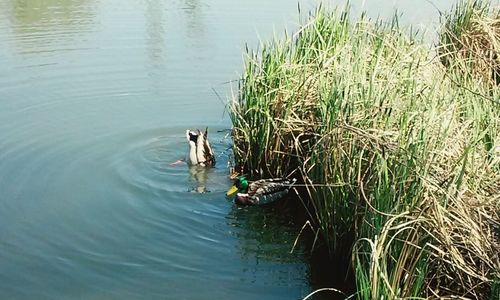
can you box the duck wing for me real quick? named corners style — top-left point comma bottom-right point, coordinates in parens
top-left (202, 128), bottom-right (215, 166)
top-left (247, 178), bottom-right (296, 205)
top-left (195, 128), bottom-right (216, 167)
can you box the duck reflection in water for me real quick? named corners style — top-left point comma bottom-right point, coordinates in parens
top-left (188, 165), bottom-right (211, 193)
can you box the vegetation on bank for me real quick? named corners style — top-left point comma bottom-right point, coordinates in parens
top-left (230, 1), bottom-right (499, 299)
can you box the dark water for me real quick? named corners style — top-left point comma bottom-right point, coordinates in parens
top-left (0, 1), bottom-right (457, 299)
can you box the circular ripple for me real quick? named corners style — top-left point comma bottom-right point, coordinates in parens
top-left (110, 127), bottom-right (232, 197)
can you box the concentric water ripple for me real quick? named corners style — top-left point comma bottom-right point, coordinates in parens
top-left (110, 128), bottom-right (232, 195)
top-left (0, 125), bottom-right (309, 299)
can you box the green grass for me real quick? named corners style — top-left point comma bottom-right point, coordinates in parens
top-left (230, 3), bottom-right (500, 299)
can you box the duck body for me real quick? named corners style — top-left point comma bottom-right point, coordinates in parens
top-left (186, 128), bottom-right (215, 167)
top-left (227, 177), bottom-right (297, 205)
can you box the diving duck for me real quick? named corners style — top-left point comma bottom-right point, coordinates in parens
top-left (186, 128), bottom-right (215, 167)
top-left (226, 176), bottom-right (297, 205)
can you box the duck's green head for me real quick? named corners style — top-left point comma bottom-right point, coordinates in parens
top-left (226, 176), bottom-right (249, 198)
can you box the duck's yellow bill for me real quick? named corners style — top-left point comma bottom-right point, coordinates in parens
top-left (226, 185), bottom-right (238, 198)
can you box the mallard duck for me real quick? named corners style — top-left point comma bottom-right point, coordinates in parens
top-left (186, 127), bottom-right (215, 167)
top-left (226, 176), bottom-right (297, 205)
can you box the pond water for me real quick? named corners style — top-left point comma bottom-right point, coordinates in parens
top-left (0, 0), bottom-right (457, 299)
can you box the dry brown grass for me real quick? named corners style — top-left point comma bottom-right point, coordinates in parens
top-left (440, 1), bottom-right (500, 86)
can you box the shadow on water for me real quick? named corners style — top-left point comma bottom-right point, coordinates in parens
top-left (260, 188), bottom-right (356, 300)
top-left (287, 194), bottom-right (357, 300)
top-left (227, 202), bottom-right (301, 261)
top-left (226, 193), bottom-right (356, 300)
top-left (224, 200), bottom-right (310, 295)
top-left (306, 246), bottom-right (356, 300)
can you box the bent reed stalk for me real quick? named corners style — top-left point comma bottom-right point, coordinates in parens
top-left (230, 2), bottom-right (499, 299)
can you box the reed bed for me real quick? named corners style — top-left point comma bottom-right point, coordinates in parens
top-left (230, 2), bottom-right (499, 299)
top-left (439, 0), bottom-right (500, 86)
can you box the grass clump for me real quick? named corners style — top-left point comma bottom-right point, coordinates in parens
top-left (230, 3), bottom-right (500, 299)
top-left (439, 0), bottom-right (500, 85)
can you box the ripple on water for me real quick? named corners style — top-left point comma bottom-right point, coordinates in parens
top-left (0, 125), bottom-right (310, 299)
top-left (110, 128), bottom-right (232, 197)
top-left (103, 128), bottom-right (234, 255)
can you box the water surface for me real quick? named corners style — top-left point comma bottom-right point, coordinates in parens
top-left (0, 1), bottom-right (459, 299)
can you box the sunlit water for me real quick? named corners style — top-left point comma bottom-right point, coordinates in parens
top-left (0, 1), bottom-right (458, 299)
